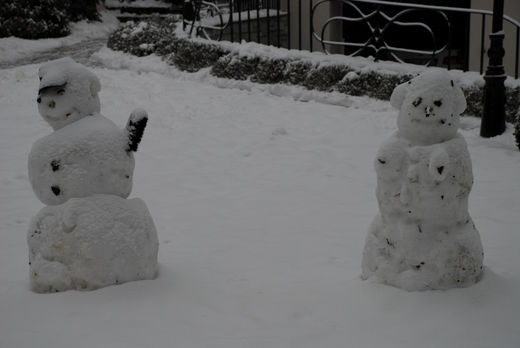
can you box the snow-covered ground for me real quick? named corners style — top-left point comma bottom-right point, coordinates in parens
top-left (0, 11), bottom-right (119, 67)
top-left (1, 19), bottom-right (520, 348)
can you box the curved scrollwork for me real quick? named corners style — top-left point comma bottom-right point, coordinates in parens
top-left (311, 0), bottom-right (451, 66)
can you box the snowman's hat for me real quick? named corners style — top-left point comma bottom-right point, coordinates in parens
top-left (38, 57), bottom-right (100, 96)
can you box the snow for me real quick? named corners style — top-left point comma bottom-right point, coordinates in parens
top-left (1, 44), bottom-right (520, 348)
top-left (0, 11), bottom-right (119, 67)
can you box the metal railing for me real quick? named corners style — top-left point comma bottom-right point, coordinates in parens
top-left (182, 0), bottom-right (520, 78)
top-left (310, 0), bottom-right (520, 78)
top-left (183, 0), bottom-right (289, 47)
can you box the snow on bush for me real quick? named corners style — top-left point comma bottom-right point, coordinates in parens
top-left (361, 70), bottom-right (484, 291)
top-left (107, 15), bottom-right (178, 57)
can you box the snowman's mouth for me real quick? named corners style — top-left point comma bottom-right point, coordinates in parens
top-left (44, 114), bottom-right (63, 121)
top-left (44, 108), bottom-right (78, 121)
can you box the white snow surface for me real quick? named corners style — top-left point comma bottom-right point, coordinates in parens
top-left (1, 51), bottom-right (520, 347)
top-left (28, 194), bottom-right (158, 293)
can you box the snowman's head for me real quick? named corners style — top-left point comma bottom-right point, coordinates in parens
top-left (390, 69), bottom-right (466, 145)
top-left (37, 58), bottom-right (101, 130)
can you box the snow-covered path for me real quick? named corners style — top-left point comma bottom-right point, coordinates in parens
top-left (1, 60), bottom-right (519, 347)
top-left (0, 38), bottom-right (107, 69)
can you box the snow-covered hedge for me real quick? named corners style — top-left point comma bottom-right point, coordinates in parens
top-left (107, 17), bottom-right (520, 129)
top-left (0, 0), bottom-right (100, 39)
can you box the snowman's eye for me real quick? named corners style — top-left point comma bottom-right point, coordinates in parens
top-left (412, 97), bottom-right (423, 107)
top-left (57, 89), bottom-right (65, 95)
top-left (434, 100), bottom-right (442, 107)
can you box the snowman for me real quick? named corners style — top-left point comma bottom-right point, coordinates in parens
top-left (361, 70), bottom-right (483, 291)
top-left (27, 58), bottom-right (158, 293)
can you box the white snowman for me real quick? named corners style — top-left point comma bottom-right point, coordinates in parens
top-left (361, 70), bottom-right (483, 291)
top-left (27, 58), bottom-right (158, 293)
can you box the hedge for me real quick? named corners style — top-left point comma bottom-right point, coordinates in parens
top-left (0, 0), bottom-right (100, 39)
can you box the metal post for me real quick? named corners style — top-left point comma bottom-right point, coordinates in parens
top-left (287, 0), bottom-right (291, 49)
top-left (229, 0), bottom-right (234, 42)
top-left (480, 0), bottom-right (506, 138)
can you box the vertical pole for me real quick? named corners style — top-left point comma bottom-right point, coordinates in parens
top-left (309, 0), bottom-right (313, 52)
top-left (298, 0), bottom-right (302, 50)
top-left (480, 0), bottom-right (506, 138)
top-left (238, 0), bottom-right (243, 42)
top-left (287, 0), bottom-right (291, 49)
top-left (447, 13), bottom-right (452, 70)
top-left (267, 2), bottom-right (271, 45)
top-left (277, 0), bottom-right (281, 47)
top-left (257, 0), bottom-right (261, 43)
top-left (515, 27), bottom-right (520, 79)
top-left (480, 14), bottom-right (486, 75)
top-left (248, 0), bottom-right (252, 42)
top-left (229, 0), bottom-right (234, 42)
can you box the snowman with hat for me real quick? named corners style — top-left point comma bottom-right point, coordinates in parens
top-left (27, 57), bottom-right (158, 293)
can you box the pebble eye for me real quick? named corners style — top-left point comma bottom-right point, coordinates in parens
top-left (37, 97), bottom-right (41, 103)
top-left (434, 100), bottom-right (442, 107)
top-left (57, 89), bottom-right (65, 95)
top-left (412, 97), bottom-right (422, 107)
top-left (51, 185), bottom-right (61, 196)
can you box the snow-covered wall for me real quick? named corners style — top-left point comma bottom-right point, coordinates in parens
top-left (107, 17), bottom-right (520, 123)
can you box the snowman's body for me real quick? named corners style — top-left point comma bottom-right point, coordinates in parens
top-left (27, 58), bottom-right (158, 292)
top-left (29, 115), bottom-right (134, 205)
top-left (28, 195), bottom-right (158, 293)
top-left (362, 70), bottom-right (483, 291)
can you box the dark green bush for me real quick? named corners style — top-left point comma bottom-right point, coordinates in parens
top-left (107, 16), bottom-right (179, 57)
top-left (251, 58), bottom-right (287, 84)
top-left (304, 64), bottom-right (352, 92)
top-left (514, 113), bottom-right (520, 151)
top-left (0, 0), bottom-right (70, 39)
top-left (212, 55), bottom-right (258, 80)
top-left (0, 0), bottom-right (100, 39)
top-left (170, 40), bottom-right (227, 72)
top-left (337, 71), bottom-right (413, 100)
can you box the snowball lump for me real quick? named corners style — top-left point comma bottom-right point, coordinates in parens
top-left (28, 115), bottom-right (135, 205)
top-left (362, 70), bottom-right (483, 291)
top-left (28, 194), bottom-right (159, 293)
top-left (390, 69), bottom-right (467, 145)
top-left (37, 57), bottom-right (101, 130)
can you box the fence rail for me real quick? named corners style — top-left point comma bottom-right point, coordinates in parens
top-left (182, 0), bottom-right (520, 78)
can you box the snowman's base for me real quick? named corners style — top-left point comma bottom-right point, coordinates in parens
top-left (361, 215), bottom-right (484, 291)
top-left (28, 194), bottom-right (158, 293)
